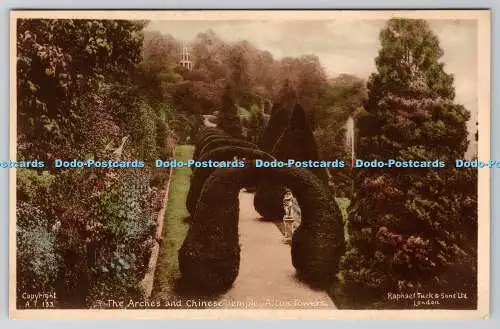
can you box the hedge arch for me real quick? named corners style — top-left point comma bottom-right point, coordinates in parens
top-left (195, 132), bottom-right (228, 149)
top-left (254, 103), bottom-right (329, 220)
top-left (179, 166), bottom-right (345, 294)
top-left (197, 138), bottom-right (258, 161)
top-left (193, 133), bottom-right (229, 160)
top-left (195, 127), bottom-right (224, 144)
top-left (186, 146), bottom-right (275, 215)
top-left (253, 184), bottom-right (288, 221)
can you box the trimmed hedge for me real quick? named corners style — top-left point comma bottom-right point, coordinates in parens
top-left (186, 146), bottom-right (274, 215)
top-left (179, 166), bottom-right (345, 293)
top-left (192, 133), bottom-right (228, 161)
top-left (272, 103), bottom-right (329, 183)
top-left (253, 185), bottom-right (287, 221)
top-left (195, 132), bottom-right (228, 149)
top-left (195, 127), bottom-right (224, 145)
top-left (197, 138), bottom-right (258, 161)
top-left (255, 103), bottom-right (329, 220)
top-left (178, 169), bottom-right (243, 294)
top-left (259, 104), bottom-right (290, 153)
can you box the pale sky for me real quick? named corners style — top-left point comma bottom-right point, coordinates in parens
top-left (146, 19), bottom-right (478, 156)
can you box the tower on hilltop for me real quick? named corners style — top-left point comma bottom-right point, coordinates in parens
top-left (179, 41), bottom-right (193, 71)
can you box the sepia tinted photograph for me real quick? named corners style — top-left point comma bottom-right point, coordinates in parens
top-left (9, 10), bottom-right (490, 319)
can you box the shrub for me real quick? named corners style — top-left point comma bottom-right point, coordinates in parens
top-left (17, 201), bottom-right (59, 305)
top-left (87, 169), bottom-right (156, 304)
top-left (49, 168), bottom-right (98, 307)
top-left (218, 82), bottom-right (243, 138)
top-left (186, 146), bottom-right (274, 215)
top-left (245, 105), bottom-right (266, 144)
top-left (259, 104), bottom-right (290, 153)
top-left (253, 102), bottom-right (292, 220)
top-left (15, 18), bottom-right (172, 308)
top-left (167, 110), bottom-right (203, 144)
top-left (17, 169), bottom-right (55, 211)
top-left (179, 166), bottom-right (345, 293)
top-left (128, 100), bottom-right (159, 163)
top-left (178, 169), bottom-right (242, 294)
top-left (195, 127), bottom-right (225, 144)
top-left (196, 132), bottom-right (228, 148)
top-left (16, 19), bottom-right (145, 162)
top-left (253, 185), bottom-right (287, 221)
top-left (48, 166), bottom-right (157, 307)
top-left (16, 169), bottom-right (60, 307)
top-left (155, 116), bottom-right (171, 160)
top-left (192, 133), bottom-right (228, 160)
top-left (341, 168), bottom-right (478, 307)
top-left (272, 103), bottom-right (329, 183)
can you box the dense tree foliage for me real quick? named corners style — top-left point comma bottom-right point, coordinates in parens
top-left (218, 82), bottom-right (243, 138)
top-left (139, 27), bottom-right (356, 152)
top-left (314, 75), bottom-right (367, 197)
top-left (17, 19), bottom-right (146, 161)
top-left (138, 28), bottom-right (332, 144)
top-left (16, 19), bottom-right (169, 308)
top-left (340, 19), bottom-right (476, 308)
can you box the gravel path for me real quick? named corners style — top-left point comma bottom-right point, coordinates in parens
top-left (218, 191), bottom-right (336, 309)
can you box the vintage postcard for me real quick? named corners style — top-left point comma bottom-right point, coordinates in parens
top-left (9, 10), bottom-right (490, 319)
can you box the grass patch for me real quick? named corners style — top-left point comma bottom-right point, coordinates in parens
top-left (335, 197), bottom-right (350, 243)
top-left (151, 145), bottom-right (194, 300)
top-left (335, 197), bottom-right (350, 222)
top-left (329, 197), bottom-right (352, 308)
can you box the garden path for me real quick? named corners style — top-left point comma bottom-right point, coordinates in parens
top-left (218, 191), bottom-right (336, 309)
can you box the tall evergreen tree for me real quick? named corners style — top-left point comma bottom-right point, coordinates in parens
top-left (258, 79), bottom-right (296, 152)
top-left (340, 19), bottom-right (476, 308)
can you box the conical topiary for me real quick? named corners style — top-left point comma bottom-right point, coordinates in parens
top-left (272, 103), bottom-right (329, 183)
